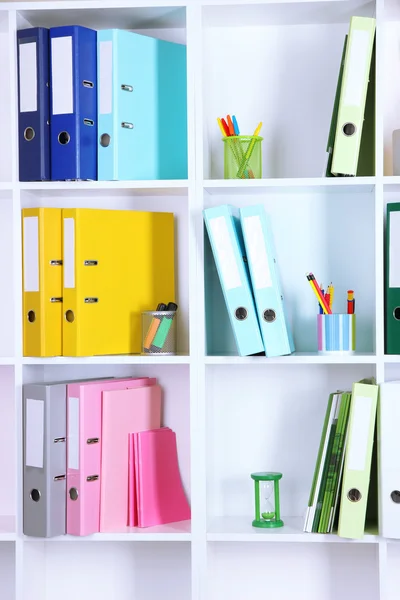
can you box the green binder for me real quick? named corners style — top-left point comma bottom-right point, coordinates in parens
top-left (385, 203), bottom-right (400, 354)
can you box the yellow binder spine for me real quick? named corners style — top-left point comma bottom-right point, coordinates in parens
top-left (22, 208), bottom-right (63, 357)
top-left (62, 209), bottom-right (79, 357)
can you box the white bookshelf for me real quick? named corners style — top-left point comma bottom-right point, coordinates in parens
top-left (0, 0), bottom-right (398, 598)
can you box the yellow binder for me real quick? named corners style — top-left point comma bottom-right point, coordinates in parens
top-left (62, 209), bottom-right (175, 356)
top-left (22, 208), bottom-right (63, 357)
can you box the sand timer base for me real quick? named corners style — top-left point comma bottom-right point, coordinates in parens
top-left (252, 518), bottom-right (284, 529)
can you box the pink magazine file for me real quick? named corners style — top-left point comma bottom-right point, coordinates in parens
top-left (134, 427), bottom-right (191, 528)
top-left (100, 384), bottom-right (161, 532)
top-left (66, 377), bottom-right (153, 536)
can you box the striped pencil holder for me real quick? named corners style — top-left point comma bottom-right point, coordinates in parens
top-left (317, 314), bottom-right (356, 354)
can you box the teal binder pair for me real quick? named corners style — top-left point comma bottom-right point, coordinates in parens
top-left (204, 204), bottom-right (294, 357)
top-left (97, 30), bottom-right (187, 181)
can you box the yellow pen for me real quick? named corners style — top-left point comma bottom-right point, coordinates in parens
top-left (217, 117), bottom-right (227, 137)
top-left (253, 121), bottom-right (263, 137)
top-left (329, 284), bottom-right (334, 309)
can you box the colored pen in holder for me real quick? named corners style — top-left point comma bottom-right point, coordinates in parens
top-left (223, 135), bottom-right (263, 179)
top-left (142, 303), bottom-right (177, 356)
top-left (317, 314), bottom-right (356, 354)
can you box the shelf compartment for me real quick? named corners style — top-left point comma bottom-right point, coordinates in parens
top-left (207, 516), bottom-right (378, 543)
top-left (0, 368), bottom-right (16, 525)
top-left (0, 198), bottom-right (15, 357)
top-left (0, 541), bottom-right (15, 600)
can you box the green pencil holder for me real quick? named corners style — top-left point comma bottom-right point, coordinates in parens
top-left (142, 310), bottom-right (177, 356)
top-left (223, 135), bottom-right (263, 179)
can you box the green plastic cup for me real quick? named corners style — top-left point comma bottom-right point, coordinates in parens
top-left (223, 135), bottom-right (263, 179)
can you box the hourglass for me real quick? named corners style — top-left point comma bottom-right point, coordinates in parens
top-left (251, 472), bottom-right (284, 528)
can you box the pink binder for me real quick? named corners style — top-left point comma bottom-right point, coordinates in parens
top-left (100, 384), bottom-right (161, 532)
top-left (132, 427), bottom-right (191, 528)
top-left (66, 377), bottom-right (153, 536)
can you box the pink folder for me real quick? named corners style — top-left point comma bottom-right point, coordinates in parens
top-left (100, 384), bottom-right (161, 532)
top-left (66, 377), bottom-right (153, 536)
top-left (131, 427), bottom-right (191, 528)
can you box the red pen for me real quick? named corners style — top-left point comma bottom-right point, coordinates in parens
top-left (221, 117), bottom-right (230, 136)
top-left (347, 290), bottom-right (355, 314)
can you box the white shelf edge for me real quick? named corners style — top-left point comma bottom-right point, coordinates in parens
top-left (203, 177), bottom-right (377, 193)
top-left (18, 180), bottom-right (189, 191)
top-left (22, 355), bottom-right (191, 365)
top-left (1, 0), bottom-right (188, 11)
top-left (205, 353), bottom-right (378, 365)
top-left (0, 358), bottom-right (15, 366)
top-left (23, 533), bottom-right (191, 543)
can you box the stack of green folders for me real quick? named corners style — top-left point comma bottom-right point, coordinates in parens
top-left (304, 391), bottom-right (351, 534)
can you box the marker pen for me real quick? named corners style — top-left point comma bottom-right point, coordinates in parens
top-left (150, 302), bottom-right (178, 352)
top-left (143, 303), bottom-right (167, 351)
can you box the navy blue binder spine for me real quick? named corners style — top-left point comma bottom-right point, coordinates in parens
top-left (50, 26), bottom-right (97, 181)
top-left (17, 27), bottom-right (50, 182)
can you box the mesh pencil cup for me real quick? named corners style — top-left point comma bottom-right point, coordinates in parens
top-left (142, 310), bottom-right (177, 356)
top-left (223, 135), bottom-right (263, 179)
top-left (317, 314), bottom-right (356, 354)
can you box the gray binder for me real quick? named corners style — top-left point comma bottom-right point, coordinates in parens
top-left (23, 378), bottom-right (109, 537)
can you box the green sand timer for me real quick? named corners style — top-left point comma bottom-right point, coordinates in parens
top-left (251, 472), bottom-right (284, 528)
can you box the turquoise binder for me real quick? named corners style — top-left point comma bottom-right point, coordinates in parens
top-left (240, 205), bottom-right (294, 357)
top-left (204, 205), bottom-right (264, 357)
top-left (97, 30), bottom-right (187, 181)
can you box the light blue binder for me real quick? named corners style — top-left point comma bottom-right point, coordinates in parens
top-left (97, 30), bottom-right (187, 181)
top-left (204, 205), bottom-right (264, 357)
top-left (240, 205), bottom-right (294, 357)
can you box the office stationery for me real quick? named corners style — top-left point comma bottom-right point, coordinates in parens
top-left (306, 273), bottom-right (332, 314)
top-left (325, 36), bottom-right (347, 177)
top-left (97, 30), bottom-right (187, 180)
top-left (204, 205), bottom-right (264, 357)
top-left (338, 379), bottom-right (378, 539)
top-left (378, 381), bottom-right (400, 538)
top-left (23, 381), bottom-right (68, 537)
top-left (347, 290), bottom-right (355, 314)
top-left (217, 118), bottom-right (227, 138)
top-left (17, 28), bottom-right (50, 181)
top-left (385, 203), bottom-right (400, 354)
top-left (227, 115), bottom-right (235, 136)
top-left (221, 117), bottom-right (230, 137)
top-left (223, 135), bottom-right (262, 179)
top-left (143, 303), bottom-right (167, 350)
top-left (251, 472), bottom-right (283, 528)
top-left (100, 382), bottom-right (161, 531)
top-left (149, 302), bottom-right (178, 354)
top-left (240, 205), bottom-right (294, 357)
top-left (62, 208), bottom-right (175, 356)
top-left (131, 427), bottom-right (191, 528)
top-left (50, 26), bottom-right (97, 181)
top-left (22, 208), bottom-right (62, 357)
top-left (319, 289), bottom-right (324, 314)
top-left (236, 122), bottom-right (262, 178)
top-left (317, 314), bottom-right (356, 353)
top-left (232, 115), bottom-right (240, 135)
top-left (331, 17), bottom-right (376, 176)
top-left (66, 377), bottom-right (151, 536)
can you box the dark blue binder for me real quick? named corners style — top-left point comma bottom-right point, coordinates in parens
top-left (17, 28), bottom-right (50, 181)
top-left (50, 26), bottom-right (97, 181)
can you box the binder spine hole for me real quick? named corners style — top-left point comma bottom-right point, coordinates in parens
top-left (50, 297), bottom-right (63, 303)
top-left (30, 489), bottom-right (41, 502)
top-left (121, 84), bottom-right (133, 92)
top-left (263, 309), bottom-right (276, 323)
top-left (391, 491), bottom-right (400, 504)
top-left (87, 475), bottom-right (99, 482)
top-left (83, 119), bottom-right (94, 126)
top-left (69, 488), bottom-right (78, 501)
top-left (27, 310), bottom-right (36, 323)
top-left (121, 122), bottom-right (134, 129)
top-left (393, 307), bottom-right (400, 320)
top-left (58, 131), bottom-right (70, 145)
top-left (342, 122), bottom-right (356, 137)
top-left (24, 127), bottom-right (35, 141)
top-left (100, 134), bottom-right (111, 147)
top-left (82, 80), bottom-right (94, 88)
top-left (235, 307), bottom-right (248, 321)
top-left (65, 310), bottom-right (75, 323)
top-left (87, 438), bottom-right (99, 444)
top-left (347, 488), bottom-right (361, 502)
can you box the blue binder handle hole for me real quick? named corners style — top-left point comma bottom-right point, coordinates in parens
top-left (58, 131), bottom-right (70, 145)
top-left (30, 489), bottom-right (41, 502)
top-left (347, 488), bottom-right (361, 502)
top-left (24, 127), bottom-right (35, 141)
top-left (391, 491), bottom-right (400, 503)
top-left (393, 307), bottom-right (400, 320)
top-left (100, 134), bottom-right (111, 147)
top-left (65, 310), bottom-right (75, 323)
top-left (343, 122), bottom-right (356, 137)
top-left (235, 307), bottom-right (248, 321)
top-left (27, 310), bottom-right (36, 323)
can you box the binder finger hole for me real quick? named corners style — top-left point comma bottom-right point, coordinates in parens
top-left (30, 489), bottom-right (41, 502)
top-left (100, 134), bottom-right (111, 147)
top-left (391, 490), bottom-right (400, 504)
top-left (342, 122), bottom-right (356, 137)
top-left (235, 307), bottom-right (248, 321)
top-left (347, 488), bottom-right (361, 502)
top-left (65, 310), bottom-right (75, 323)
top-left (24, 127), bottom-right (35, 141)
top-left (69, 487), bottom-right (78, 501)
top-left (393, 307), bottom-right (400, 320)
top-left (58, 131), bottom-right (70, 145)
top-left (263, 309), bottom-right (276, 323)
top-left (27, 310), bottom-right (36, 323)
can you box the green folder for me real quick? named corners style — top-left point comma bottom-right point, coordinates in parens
top-left (385, 203), bottom-right (400, 354)
top-left (337, 380), bottom-right (378, 539)
top-left (325, 36), bottom-right (348, 178)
